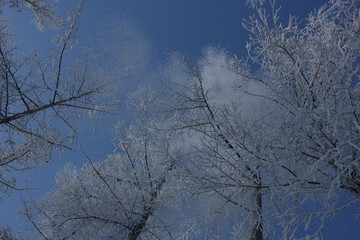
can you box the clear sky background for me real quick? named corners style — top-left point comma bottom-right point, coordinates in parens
top-left (1, 0), bottom-right (359, 239)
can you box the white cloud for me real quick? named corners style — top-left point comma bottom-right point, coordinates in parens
top-left (199, 47), bottom-right (274, 122)
top-left (95, 12), bottom-right (152, 76)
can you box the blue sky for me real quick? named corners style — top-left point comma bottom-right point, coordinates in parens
top-left (1, 0), bottom-right (359, 238)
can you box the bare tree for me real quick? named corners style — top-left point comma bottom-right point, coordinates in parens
top-left (164, 52), bottom-right (269, 239)
top-left (0, 0), bottom-right (120, 195)
top-left (1, 0), bottom-right (61, 30)
top-left (27, 87), bottom-right (184, 240)
top-left (163, 0), bottom-right (360, 239)
top-left (0, 225), bottom-right (23, 240)
top-left (23, 0), bottom-right (359, 239)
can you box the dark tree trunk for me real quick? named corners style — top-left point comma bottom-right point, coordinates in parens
top-left (249, 173), bottom-right (263, 240)
top-left (127, 206), bottom-right (154, 240)
top-left (249, 188), bottom-right (263, 240)
top-left (127, 162), bottom-right (175, 240)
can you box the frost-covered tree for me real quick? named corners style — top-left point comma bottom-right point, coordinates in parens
top-left (164, 49), bottom-right (271, 239)
top-left (0, 225), bottom-right (23, 240)
top-left (28, 0), bottom-right (359, 239)
top-left (1, 0), bottom-right (61, 30)
top-left (0, 0), bottom-right (120, 195)
top-left (164, 0), bottom-right (360, 239)
top-left (28, 87), bottom-right (186, 240)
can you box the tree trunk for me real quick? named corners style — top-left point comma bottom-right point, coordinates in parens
top-left (127, 206), bottom-right (154, 240)
top-left (249, 174), bottom-right (263, 240)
